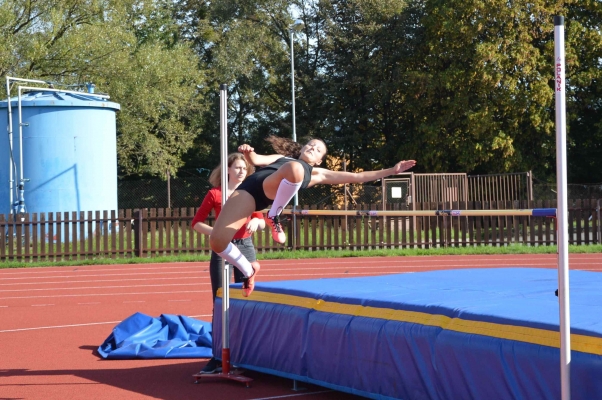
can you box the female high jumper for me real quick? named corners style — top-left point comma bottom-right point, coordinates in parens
top-left (210, 136), bottom-right (416, 296)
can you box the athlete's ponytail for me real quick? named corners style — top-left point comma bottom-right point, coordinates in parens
top-left (265, 135), bottom-right (303, 158)
top-left (265, 135), bottom-right (328, 161)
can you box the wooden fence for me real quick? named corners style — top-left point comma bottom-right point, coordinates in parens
top-left (467, 172), bottom-right (533, 202)
top-left (1, 199), bottom-right (600, 261)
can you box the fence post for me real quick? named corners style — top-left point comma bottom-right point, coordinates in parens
top-left (527, 170), bottom-right (534, 201)
top-left (167, 170), bottom-right (171, 209)
top-left (134, 209), bottom-right (144, 257)
top-left (596, 199), bottom-right (602, 244)
top-left (287, 212), bottom-right (294, 250)
top-left (0, 214), bottom-right (5, 260)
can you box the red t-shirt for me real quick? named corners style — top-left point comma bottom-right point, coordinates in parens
top-left (191, 187), bottom-right (263, 240)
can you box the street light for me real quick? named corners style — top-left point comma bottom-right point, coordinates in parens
top-left (289, 18), bottom-right (304, 144)
top-left (289, 19), bottom-right (304, 247)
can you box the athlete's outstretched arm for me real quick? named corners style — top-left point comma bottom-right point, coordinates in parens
top-left (309, 160), bottom-right (416, 186)
top-left (238, 144), bottom-right (282, 167)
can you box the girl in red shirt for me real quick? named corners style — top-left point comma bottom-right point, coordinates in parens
top-left (191, 153), bottom-right (265, 374)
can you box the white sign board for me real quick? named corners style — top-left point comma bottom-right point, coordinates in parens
top-left (391, 187), bottom-right (402, 199)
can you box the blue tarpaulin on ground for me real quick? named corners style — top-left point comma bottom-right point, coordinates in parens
top-left (98, 312), bottom-right (213, 359)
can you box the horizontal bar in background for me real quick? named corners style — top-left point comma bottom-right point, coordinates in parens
top-left (271, 208), bottom-right (558, 218)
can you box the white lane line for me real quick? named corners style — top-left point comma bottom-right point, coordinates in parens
top-left (249, 390), bottom-right (333, 400)
top-left (0, 269), bottom-right (415, 289)
top-left (248, 270), bottom-right (449, 277)
top-left (0, 255), bottom-right (567, 274)
top-left (0, 265), bottom-right (205, 276)
top-left (0, 257), bottom-right (602, 285)
top-left (0, 314), bottom-right (212, 333)
top-left (0, 256), bottom-right (602, 280)
top-left (0, 262), bottom-right (207, 271)
top-left (0, 320), bottom-right (123, 333)
top-left (0, 283), bottom-right (204, 293)
top-left (0, 256), bottom-right (565, 275)
top-left (0, 276), bottom-right (208, 286)
top-left (0, 305), bottom-right (7, 308)
top-left (5, 261), bottom-right (601, 282)
top-left (0, 270), bottom-right (207, 280)
top-left (31, 304), bottom-right (54, 307)
top-left (0, 290), bottom-right (209, 300)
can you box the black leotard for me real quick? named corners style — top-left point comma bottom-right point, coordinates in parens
top-left (237, 157), bottom-right (313, 211)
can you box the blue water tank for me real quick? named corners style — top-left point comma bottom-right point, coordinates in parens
top-left (0, 90), bottom-right (121, 216)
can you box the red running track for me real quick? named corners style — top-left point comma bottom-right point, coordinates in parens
top-left (0, 254), bottom-right (601, 399)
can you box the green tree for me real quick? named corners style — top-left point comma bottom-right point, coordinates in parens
top-left (391, 0), bottom-right (565, 176)
top-left (298, 0), bottom-right (602, 184)
top-left (179, 0), bottom-right (296, 171)
top-left (0, 0), bottom-right (206, 178)
top-left (565, 0), bottom-right (602, 183)
top-left (308, 0), bottom-right (410, 172)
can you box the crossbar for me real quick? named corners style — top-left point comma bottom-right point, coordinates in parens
top-left (276, 208), bottom-right (557, 218)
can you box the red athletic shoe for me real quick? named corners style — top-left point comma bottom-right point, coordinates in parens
top-left (266, 214), bottom-right (286, 244)
top-left (242, 262), bottom-right (260, 297)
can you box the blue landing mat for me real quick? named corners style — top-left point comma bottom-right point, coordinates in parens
top-left (214, 268), bottom-right (602, 400)
top-left (98, 312), bottom-right (213, 359)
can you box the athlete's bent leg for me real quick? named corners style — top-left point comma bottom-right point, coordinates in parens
top-left (263, 162), bottom-right (305, 243)
top-left (210, 191), bottom-right (256, 278)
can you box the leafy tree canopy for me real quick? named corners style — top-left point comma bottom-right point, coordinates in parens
top-left (2, 0), bottom-right (601, 184)
top-left (0, 0), bottom-right (205, 178)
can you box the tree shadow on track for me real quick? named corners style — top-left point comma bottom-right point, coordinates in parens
top-left (0, 360), bottom-right (360, 400)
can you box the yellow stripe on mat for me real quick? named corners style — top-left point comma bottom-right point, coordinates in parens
top-left (217, 288), bottom-right (602, 356)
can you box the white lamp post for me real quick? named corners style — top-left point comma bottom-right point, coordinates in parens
top-left (289, 18), bottom-right (304, 246)
top-left (290, 19), bottom-right (304, 144)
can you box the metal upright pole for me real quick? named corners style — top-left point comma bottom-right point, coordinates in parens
top-left (16, 86), bottom-right (27, 216)
top-left (554, 15), bottom-right (571, 400)
top-left (219, 84), bottom-right (231, 374)
top-left (290, 19), bottom-right (304, 248)
top-left (290, 28), bottom-right (298, 247)
top-left (6, 77), bottom-right (14, 214)
top-left (290, 31), bottom-right (297, 145)
top-left (17, 87), bottom-right (24, 188)
top-left (5, 77), bottom-right (53, 214)
top-left (193, 88), bottom-right (252, 387)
